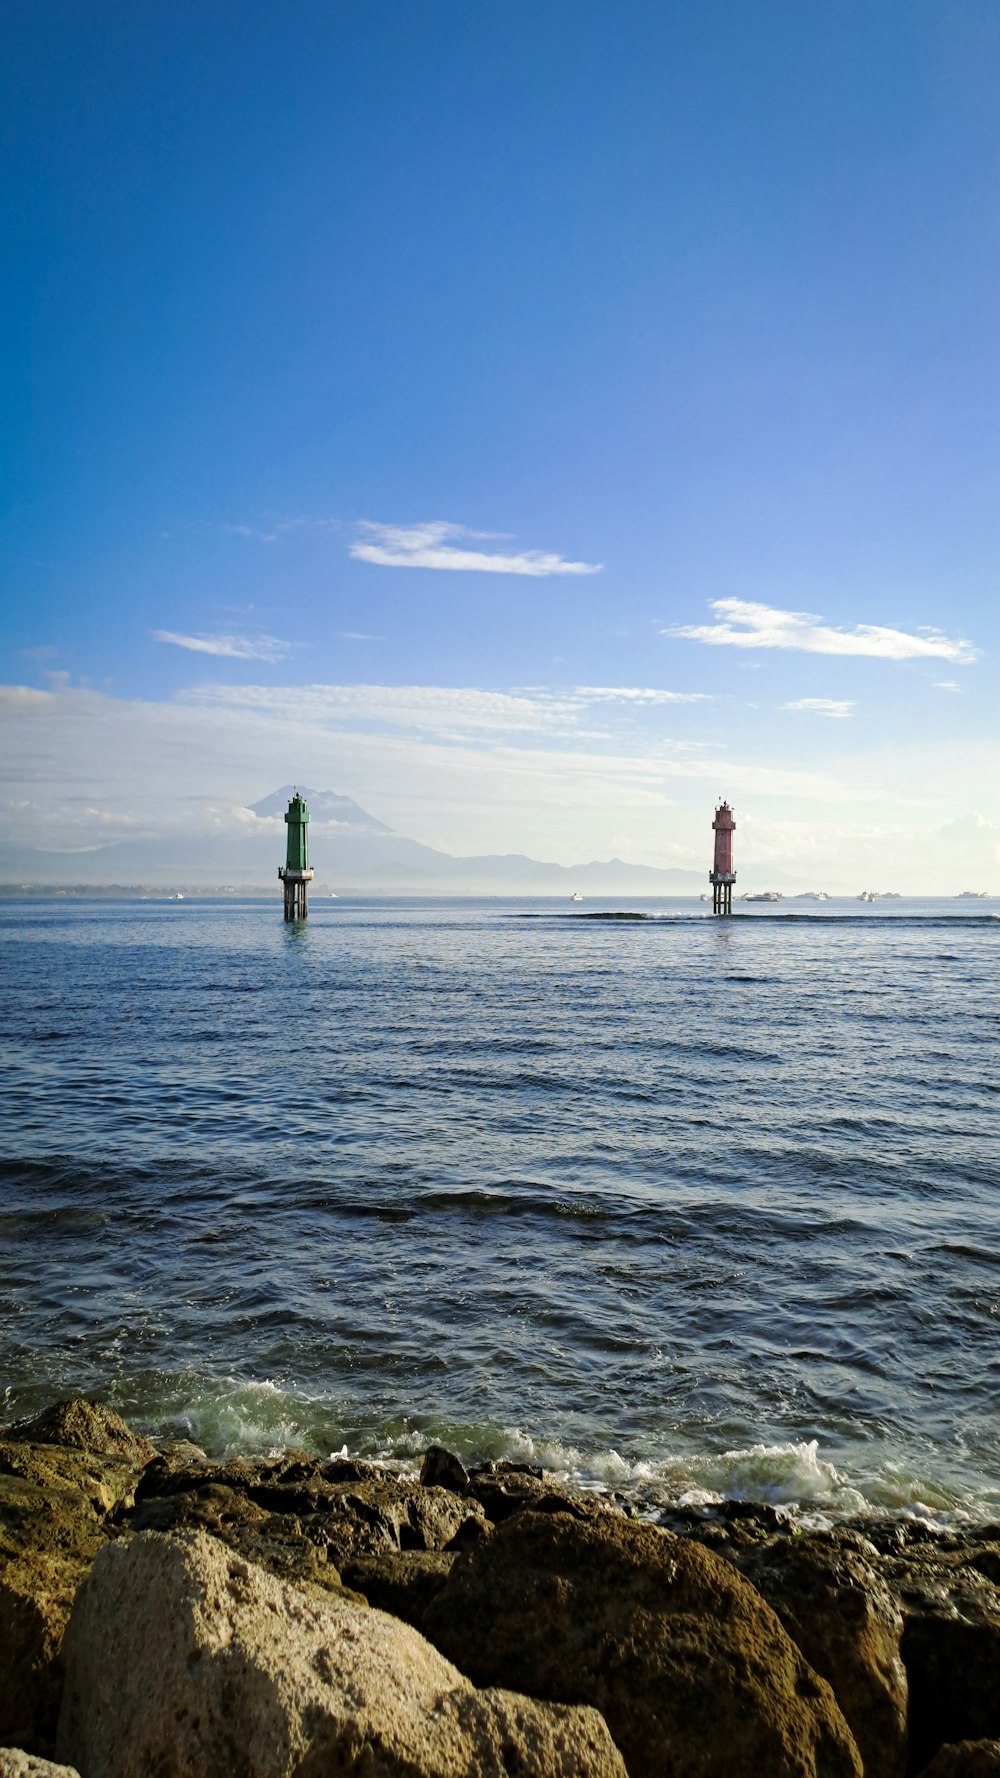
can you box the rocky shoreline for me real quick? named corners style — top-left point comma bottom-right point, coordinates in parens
top-left (1, 1400), bottom-right (999, 1777)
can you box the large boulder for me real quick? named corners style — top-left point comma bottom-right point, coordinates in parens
top-left (729, 1529), bottom-right (908, 1778)
top-left (57, 1529), bottom-right (628, 1778)
top-left (341, 1550), bottom-right (457, 1631)
top-left (423, 1508), bottom-right (862, 1778)
top-left (888, 1544), bottom-right (1000, 1771)
top-left (0, 1440), bottom-right (139, 1754)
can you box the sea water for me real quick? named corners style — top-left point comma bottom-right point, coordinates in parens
top-left (1, 897), bottom-right (998, 1524)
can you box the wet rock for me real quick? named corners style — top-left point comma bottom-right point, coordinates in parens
top-left (466, 1463), bottom-right (597, 1525)
top-left (424, 1507), bottom-right (862, 1778)
top-left (728, 1529), bottom-right (908, 1778)
top-left (341, 1550), bottom-right (456, 1631)
top-left (420, 1446), bottom-right (470, 1493)
top-left (125, 1479), bottom-right (364, 1601)
top-left (887, 1544), bottom-right (1000, 1772)
top-left (919, 1745), bottom-right (1000, 1777)
top-left (0, 1443), bottom-right (128, 1754)
top-left (57, 1529), bottom-right (628, 1778)
top-left (0, 1754), bottom-right (81, 1777)
top-left (5, 1401), bottom-right (155, 1471)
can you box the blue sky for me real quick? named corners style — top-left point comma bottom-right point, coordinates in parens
top-left (2, 0), bottom-right (998, 887)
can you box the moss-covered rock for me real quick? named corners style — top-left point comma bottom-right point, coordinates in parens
top-left (0, 1441), bottom-right (140, 1754)
top-left (423, 1508), bottom-right (863, 1778)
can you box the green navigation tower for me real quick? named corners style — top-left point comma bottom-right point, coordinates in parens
top-left (278, 790), bottom-right (314, 920)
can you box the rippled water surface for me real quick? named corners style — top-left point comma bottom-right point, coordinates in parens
top-left (1, 898), bottom-right (998, 1521)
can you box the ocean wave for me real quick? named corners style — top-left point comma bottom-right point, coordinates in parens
top-left (39, 1372), bottom-right (993, 1530)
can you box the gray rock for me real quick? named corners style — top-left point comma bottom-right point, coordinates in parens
top-left (57, 1529), bottom-right (627, 1778)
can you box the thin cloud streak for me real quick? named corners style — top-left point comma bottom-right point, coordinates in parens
top-left (152, 630), bottom-right (292, 662)
top-left (575, 686), bottom-right (711, 705)
top-left (181, 681), bottom-right (713, 738)
top-left (783, 698), bottom-right (855, 719)
top-left (221, 517), bottom-right (341, 544)
top-left (350, 520), bottom-right (602, 577)
top-left (670, 598), bottom-right (978, 663)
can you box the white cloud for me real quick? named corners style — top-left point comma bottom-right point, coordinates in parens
top-left (574, 686), bottom-right (712, 705)
top-left (670, 599), bottom-right (978, 663)
top-left (935, 680), bottom-right (960, 692)
top-left (350, 520), bottom-right (602, 577)
top-left (338, 631), bottom-right (383, 642)
top-left (152, 630), bottom-right (292, 662)
top-left (178, 681), bottom-right (711, 738)
top-left (184, 681), bottom-right (585, 735)
top-left (783, 698), bottom-right (855, 719)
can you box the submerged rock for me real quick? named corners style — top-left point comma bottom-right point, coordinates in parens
top-left (423, 1507), bottom-right (863, 1778)
top-left (57, 1529), bottom-right (628, 1778)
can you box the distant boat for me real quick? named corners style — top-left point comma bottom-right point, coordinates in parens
top-left (858, 890), bottom-right (879, 902)
top-left (794, 891), bottom-right (829, 901)
top-left (570, 891), bottom-right (584, 902)
top-left (330, 893), bottom-right (339, 899)
top-left (742, 891), bottom-right (782, 903)
top-left (958, 890), bottom-right (988, 898)
top-left (170, 893), bottom-right (185, 901)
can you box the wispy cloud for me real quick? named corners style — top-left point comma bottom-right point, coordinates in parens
top-left (338, 631), bottom-right (383, 642)
top-left (179, 681), bottom-right (711, 739)
top-left (575, 686), bottom-right (711, 706)
top-left (935, 680), bottom-right (960, 692)
top-left (670, 599), bottom-right (978, 663)
top-left (152, 630), bottom-right (292, 662)
top-left (222, 517), bottom-right (340, 544)
top-left (350, 520), bottom-right (602, 577)
top-left (783, 697), bottom-right (855, 719)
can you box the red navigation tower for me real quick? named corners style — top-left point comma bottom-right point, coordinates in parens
top-left (710, 801), bottom-right (736, 915)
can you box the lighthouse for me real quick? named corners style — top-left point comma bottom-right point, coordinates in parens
top-left (709, 801), bottom-right (736, 915)
top-left (278, 791), bottom-right (314, 920)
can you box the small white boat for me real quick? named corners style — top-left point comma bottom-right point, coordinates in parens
top-left (858, 890), bottom-right (879, 902)
top-left (742, 891), bottom-right (782, 903)
top-left (570, 891), bottom-right (584, 902)
top-left (958, 890), bottom-right (988, 898)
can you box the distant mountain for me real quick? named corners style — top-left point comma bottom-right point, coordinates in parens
top-left (249, 785), bottom-right (392, 833)
top-left (1, 785), bottom-right (706, 893)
